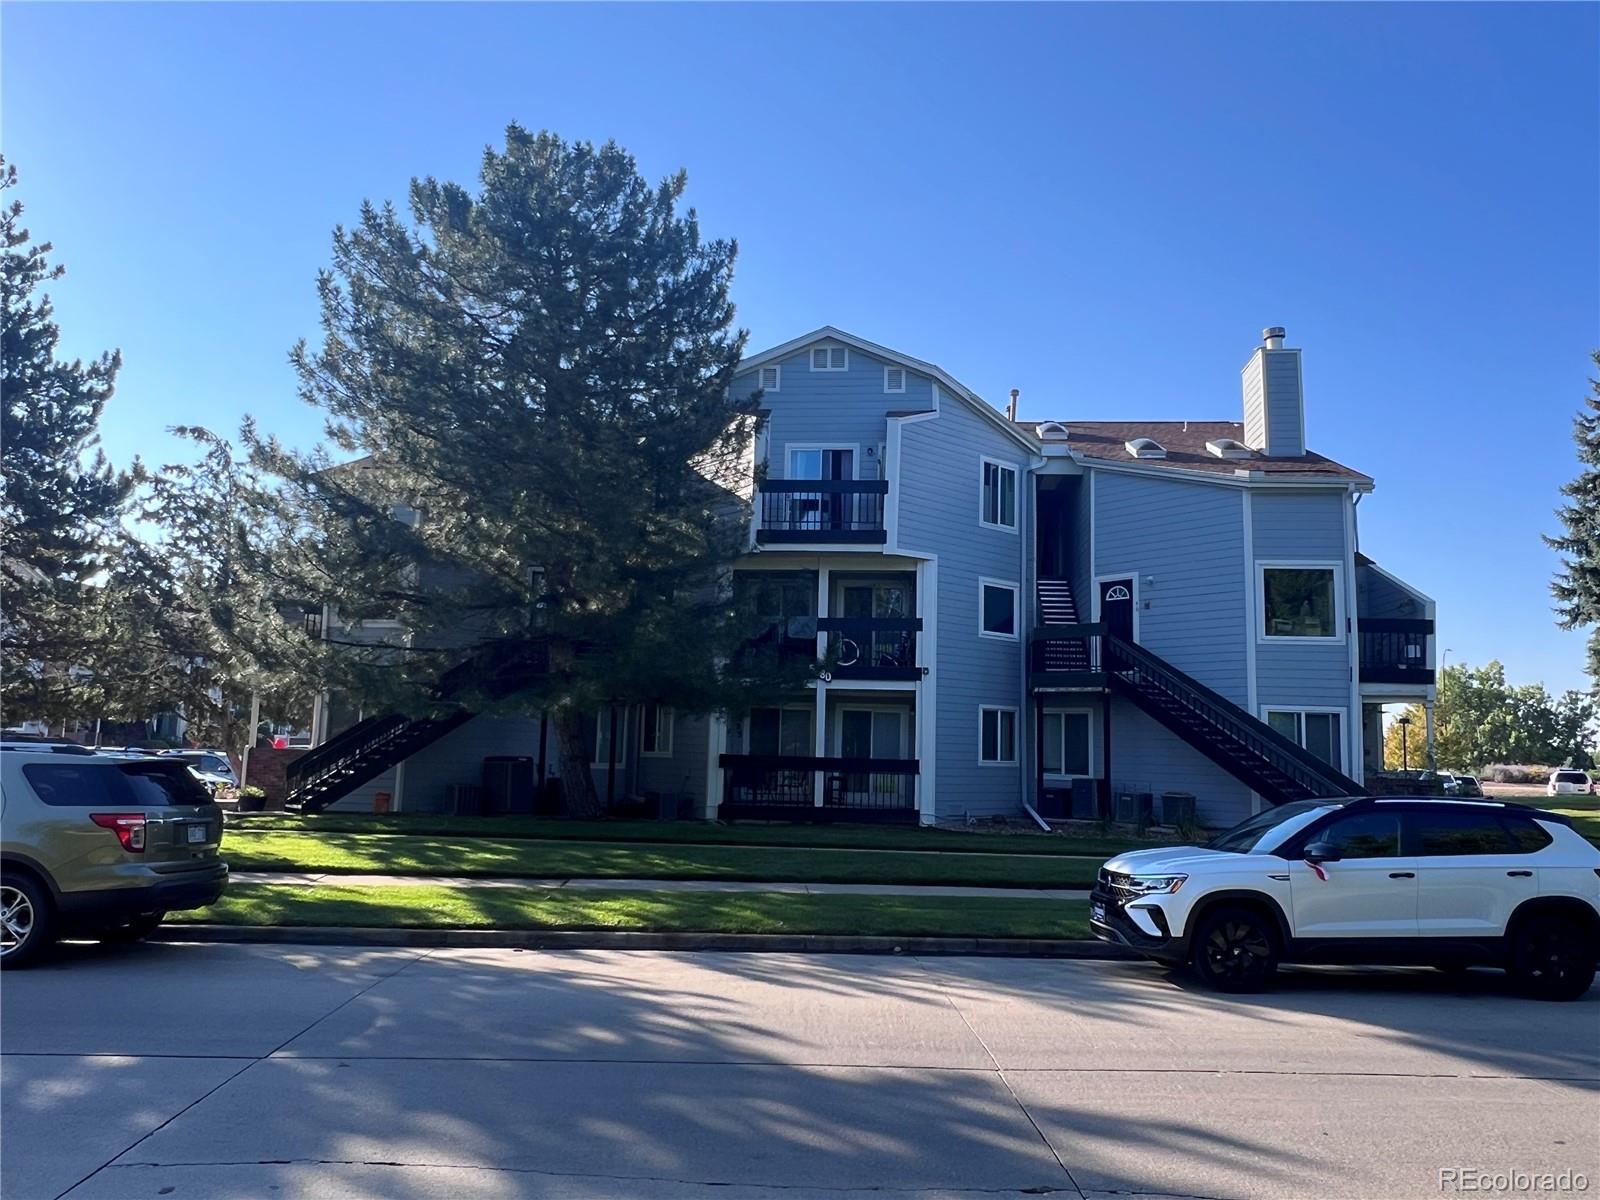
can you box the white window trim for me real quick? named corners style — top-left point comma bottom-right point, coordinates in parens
top-left (592, 707), bottom-right (629, 766)
top-left (1042, 706), bottom-right (1100, 779)
top-left (978, 577), bottom-right (1020, 641)
top-left (759, 365), bottom-right (782, 393)
top-left (640, 703), bottom-right (674, 758)
top-left (883, 366), bottom-right (907, 394)
top-left (1257, 560), bottom-right (1345, 644)
top-left (1091, 572), bottom-right (1142, 643)
top-left (1261, 705), bottom-right (1347, 773)
top-left (978, 705), bottom-right (1019, 766)
top-left (810, 344), bottom-right (848, 372)
top-left (978, 456), bottom-right (1020, 533)
top-left (784, 444), bottom-right (862, 479)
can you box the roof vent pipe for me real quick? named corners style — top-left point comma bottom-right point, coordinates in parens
top-left (1262, 326), bottom-right (1286, 350)
top-left (1007, 388), bottom-right (1019, 422)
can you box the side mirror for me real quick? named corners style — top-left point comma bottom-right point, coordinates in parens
top-left (1303, 842), bottom-right (1342, 865)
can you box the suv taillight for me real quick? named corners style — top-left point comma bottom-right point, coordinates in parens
top-left (90, 812), bottom-right (146, 852)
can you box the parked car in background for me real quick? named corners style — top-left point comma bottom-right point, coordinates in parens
top-left (1452, 774), bottom-right (1483, 797)
top-left (162, 749), bottom-right (238, 794)
top-left (1548, 769), bottom-right (1594, 797)
top-left (1090, 796), bottom-right (1600, 1000)
top-left (1, 750), bottom-right (228, 967)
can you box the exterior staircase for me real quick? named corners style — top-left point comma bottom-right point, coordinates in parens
top-left (1036, 579), bottom-right (1089, 670)
top-left (285, 711), bottom-right (474, 813)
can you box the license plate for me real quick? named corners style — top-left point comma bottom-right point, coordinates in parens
top-left (187, 824), bottom-right (208, 844)
top-left (1091, 901), bottom-right (1106, 924)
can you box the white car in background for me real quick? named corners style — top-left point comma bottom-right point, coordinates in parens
top-left (1548, 769), bottom-right (1594, 797)
top-left (161, 750), bottom-right (238, 794)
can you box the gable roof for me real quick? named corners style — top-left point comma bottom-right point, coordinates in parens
top-left (738, 326), bottom-right (1039, 453)
top-left (1015, 420), bottom-right (1371, 484)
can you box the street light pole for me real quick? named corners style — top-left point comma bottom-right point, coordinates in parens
top-left (1396, 714), bottom-right (1413, 771)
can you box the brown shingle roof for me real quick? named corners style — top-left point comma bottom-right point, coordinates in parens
top-left (1016, 420), bottom-right (1369, 482)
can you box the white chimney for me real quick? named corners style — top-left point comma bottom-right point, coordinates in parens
top-left (1241, 326), bottom-right (1304, 457)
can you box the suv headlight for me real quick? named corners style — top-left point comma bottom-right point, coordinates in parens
top-left (1126, 875), bottom-right (1187, 895)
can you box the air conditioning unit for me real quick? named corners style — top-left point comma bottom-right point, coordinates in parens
top-left (1161, 791), bottom-right (1197, 828)
top-left (1114, 791), bottom-right (1153, 826)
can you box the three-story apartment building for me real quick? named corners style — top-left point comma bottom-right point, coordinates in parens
top-left (290, 325), bottom-right (1436, 828)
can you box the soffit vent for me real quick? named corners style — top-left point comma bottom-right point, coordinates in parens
top-left (1205, 437), bottom-right (1253, 459)
top-left (1125, 437), bottom-right (1166, 459)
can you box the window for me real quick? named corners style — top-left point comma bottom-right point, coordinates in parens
top-left (1266, 709), bottom-right (1343, 772)
top-left (22, 761), bottom-right (208, 807)
top-left (1407, 811), bottom-right (1517, 857)
top-left (1262, 566), bottom-right (1340, 639)
top-left (641, 703), bottom-right (673, 757)
top-left (1502, 819), bottom-right (1554, 854)
top-left (1311, 812), bottom-right (1400, 858)
top-left (1043, 711), bottom-right (1092, 776)
top-left (980, 707), bottom-right (1017, 764)
top-left (593, 707), bottom-right (628, 766)
top-left (759, 365), bottom-right (781, 392)
top-left (748, 707), bottom-right (812, 757)
top-left (883, 366), bottom-right (906, 393)
top-left (981, 459), bottom-right (1017, 530)
top-left (810, 345), bottom-right (847, 371)
top-left (979, 580), bottom-right (1019, 639)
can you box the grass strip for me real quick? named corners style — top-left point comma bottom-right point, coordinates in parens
top-left (226, 812), bottom-right (1151, 857)
top-left (173, 883), bottom-right (1092, 940)
top-left (222, 831), bottom-right (1102, 888)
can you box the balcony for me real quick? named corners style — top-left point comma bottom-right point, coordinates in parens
top-left (756, 479), bottom-right (888, 544)
top-left (1358, 618), bottom-right (1435, 686)
top-left (1029, 625), bottom-right (1107, 691)
top-left (817, 616), bottom-right (922, 682)
top-left (718, 754), bottom-right (919, 822)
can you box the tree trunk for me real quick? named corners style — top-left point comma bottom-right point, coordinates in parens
top-left (554, 707), bottom-right (602, 818)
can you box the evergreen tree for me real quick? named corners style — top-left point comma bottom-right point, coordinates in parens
top-left (268, 127), bottom-right (790, 815)
top-left (1, 157), bottom-right (133, 723)
top-left (1547, 353), bottom-right (1600, 682)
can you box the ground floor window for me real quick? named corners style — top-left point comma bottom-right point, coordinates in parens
top-left (748, 707), bottom-right (812, 757)
top-left (980, 706), bottom-right (1018, 764)
top-left (641, 702), bottom-right (673, 757)
top-left (1266, 709), bottom-right (1343, 771)
top-left (839, 708), bottom-right (907, 760)
top-left (1043, 710), bottom-right (1093, 775)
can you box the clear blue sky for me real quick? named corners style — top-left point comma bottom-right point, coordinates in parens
top-left (5, 2), bottom-right (1597, 694)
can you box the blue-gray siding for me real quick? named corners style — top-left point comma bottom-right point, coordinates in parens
top-left (635, 710), bottom-right (710, 805)
top-left (1263, 350), bottom-right (1304, 457)
top-left (1110, 700), bottom-right (1255, 828)
top-left (1093, 469), bottom-right (1249, 707)
top-left (1252, 490), bottom-right (1353, 714)
top-left (1358, 561), bottom-right (1429, 620)
top-left (897, 392), bottom-right (1032, 821)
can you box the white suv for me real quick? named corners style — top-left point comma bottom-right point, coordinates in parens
top-left (1090, 797), bottom-right (1600, 1000)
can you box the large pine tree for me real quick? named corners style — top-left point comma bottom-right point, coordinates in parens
top-left (1, 157), bottom-right (133, 723)
top-left (270, 127), bottom-right (784, 815)
top-left (1547, 353), bottom-right (1600, 684)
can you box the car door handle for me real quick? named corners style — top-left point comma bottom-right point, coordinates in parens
top-left (1506, 870), bottom-right (1533, 878)
top-left (1388, 872), bottom-right (1415, 879)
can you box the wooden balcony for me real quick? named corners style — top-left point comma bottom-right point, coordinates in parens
top-left (1029, 624), bottom-right (1108, 691)
top-left (817, 617), bottom-right (922, 682)
top-left (756, 479), bottom-right (888, 544)
top-left (1358, 618), bottom-right (1436, 685)
top-left (718, 754), bottom-right (918, 823)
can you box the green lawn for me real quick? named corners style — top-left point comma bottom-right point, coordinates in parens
top-left (1539, 795), bottom-right (1600, 843)
top-left (173, 883), bottom-right (1092, 940)
top-left (222, 830), bottom-right (1102, 888)
top-left (226, 812), bottom-right (1151, 857)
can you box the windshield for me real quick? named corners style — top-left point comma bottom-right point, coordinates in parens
top-left (1205, 801), bottom-right (1333, 854)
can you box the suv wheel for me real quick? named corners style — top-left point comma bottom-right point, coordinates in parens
top-left (1, 873), bottom-right (54, 969)
top-left (1508, 913), bottom-right (1597, 1002)
top-left (100, 912), bottom-right (165, 944)
top-left (1191, 905), bottom-right (1279, 993)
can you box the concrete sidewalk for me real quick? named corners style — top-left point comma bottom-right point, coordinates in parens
top-left (231, 870), bottom-right (1092, 900)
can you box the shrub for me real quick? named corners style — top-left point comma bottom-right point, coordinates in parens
top-left (1480, 764), bottom-right (1552, 784)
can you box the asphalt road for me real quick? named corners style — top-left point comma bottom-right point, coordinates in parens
top-left (2, 942), bottom-right (1596, 1200)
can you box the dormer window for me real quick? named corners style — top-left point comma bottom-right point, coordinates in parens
top-left (883, 366), bottom-right (906, 393)
top-left (811, 345), bottom-right (847, 371)
top-left (1206, 437), bottom-right (1252, 459)
top-left (759, 365), bottom-right (781, 392)
top-left (1037, 422), bottom-right (1069, 441)
top-left (1125, 437), bottom-right (1166, 459)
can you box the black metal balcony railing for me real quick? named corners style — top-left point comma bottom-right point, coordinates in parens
top-left (817, 616), bottom-right (922, 681)
top-left (1029, 624), bottom-right (1104, 679)
top-left (719, 754), bottom-right (919, 820)
top-left (1358, 618), bottom-right (1435, 684)
top-left (756, 479), bottom-right (888, 543)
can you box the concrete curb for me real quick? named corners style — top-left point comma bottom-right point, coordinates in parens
top-left (156, 924), bottom-right (1140, 958)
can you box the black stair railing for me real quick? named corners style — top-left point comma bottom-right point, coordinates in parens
top-left (1102, 634), bottom-right (1365, 800)
top-left (286, 714), bottom-right (409, 802)
top-left (816, 616), bottom-right (921, 679)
